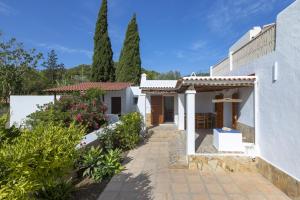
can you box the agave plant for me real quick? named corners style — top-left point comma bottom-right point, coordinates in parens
top-left (81, 147), bottom-right (124, 182)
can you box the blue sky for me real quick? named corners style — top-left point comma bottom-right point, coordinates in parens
top-left (0, 0), bottom-right (293, 75)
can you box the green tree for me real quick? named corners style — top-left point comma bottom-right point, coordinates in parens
top-left (0, 35), bottom-right (42, 103)
top-left (116, 14), bottom-right (142, 85)
top-left (142, 68), bottom-right (159, 80)
top-left (91, 0), bottom-right (114, 82)
top-left (22, 68), bottom-right (48, 95)
top-left (195, 71), bottom-right (210, 76)
top-left (43, 50), bottom-right (65, 86)
top-left (157, 70), bottom-right (181, 80)
top-left (64, 64), bottom-right (91, 84)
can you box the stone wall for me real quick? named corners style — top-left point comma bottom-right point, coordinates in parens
top-left (236, 122), bottom-right (255, 143)
top-left (188, 155), bottom-right (257, 173)
top-left (256, 157), bottom-right (300, 200)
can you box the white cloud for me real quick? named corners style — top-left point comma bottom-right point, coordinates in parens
top-left (0, 1), bottom-right (16, 16)
top-left (175, 50), bottom-right (184, 59)
top-left (206, 0), bottom-right (278, 33)
top-left (37, 43), bottom-right (92, 58)
top-left (191, 40), bottom-right (206, 51)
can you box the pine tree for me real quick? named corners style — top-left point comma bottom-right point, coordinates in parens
top-left (43, 50), bottom-right (65, 86)
top-left (91, 0), bottom-right (114, 82)
top-left (116, 14), bottom-right (141, 85)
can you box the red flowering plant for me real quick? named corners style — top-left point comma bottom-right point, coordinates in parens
top-left (67, 89), bottom-right (108, 133)
top-left (26, 88), bottom-right (108, 133)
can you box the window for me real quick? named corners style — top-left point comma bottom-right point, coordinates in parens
top-left (133, 97), bottom-right (138, 105)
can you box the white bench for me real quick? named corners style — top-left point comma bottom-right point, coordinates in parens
top-left (213, 128), bottom-right (244, 152)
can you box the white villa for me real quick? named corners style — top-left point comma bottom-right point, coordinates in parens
top-left (9, 1), bottom-right (300, 199)
top-left (136, 1), bottom-right (300, 198)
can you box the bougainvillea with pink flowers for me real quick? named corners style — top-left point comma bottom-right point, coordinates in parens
top-left (27, 88), bottom-right (108, 133)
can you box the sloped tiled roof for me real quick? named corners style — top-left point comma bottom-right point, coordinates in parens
top-left (44, 82), bottom-right (132, 92)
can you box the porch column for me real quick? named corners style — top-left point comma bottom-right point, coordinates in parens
top-left (178, 93), bottom-right (185, 130)
top-left (186, 89), bottom-right (196, 155)
top-left (138, 93), bottom-right (147, 127)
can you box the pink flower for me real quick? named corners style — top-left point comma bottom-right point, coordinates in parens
top-left (76, 113), bottom-right (83, 122)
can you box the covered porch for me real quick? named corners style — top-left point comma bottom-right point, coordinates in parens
top-left (176, 75), bottom-right (257, 155)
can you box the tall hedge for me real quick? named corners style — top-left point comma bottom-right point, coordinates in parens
top-left (91, 0), bottom-right (115, 82)
top-left (116, 14), bottom-right (141, 85)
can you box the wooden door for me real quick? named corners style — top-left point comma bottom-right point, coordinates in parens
top-left (232, 93), bottom-right (238, 129)
top-left (151, 96), bottom-right (163, 126)
top-left (215, 94), bottom-right (224, 128)
top-left (111, 97), bottom-right (121, 115)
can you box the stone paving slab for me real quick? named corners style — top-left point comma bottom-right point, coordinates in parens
top-left (98, 126), bottom-right (291, 200)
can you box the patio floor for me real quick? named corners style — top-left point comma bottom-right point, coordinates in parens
top-left (195, 129), bottom-right (218, 154)
top-left (98, 125), bottom-right (290, 200)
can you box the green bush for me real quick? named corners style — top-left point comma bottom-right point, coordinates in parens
top-left (78, 146), bottom-right (124, 182)
top-left (0, 114), bottom-right (21, 145)
top-left (26, 104), bottom-right (70, 128)
top-left (98, 126), bottom-right (116, 152)
top-left (114, 112), bottom-right (143, 151)
top-left (34, 180), bottom-right (73, 200)
top-left (0, 123), bottom-right (85, 200)
top-left (0, 103), bottom-right (9, 116)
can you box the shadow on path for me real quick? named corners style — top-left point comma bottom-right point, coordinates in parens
top-left (98, 172), bottom-right (153, 200)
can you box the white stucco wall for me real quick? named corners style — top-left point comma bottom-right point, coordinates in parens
top-left (104, 88), bottom-right (139, 115)
top-left (195, 92), bottom-right (214, 113)
top-left (125, 87), bottom-right (141, 113)
top-left (238, 88), bottom-right (254, 127)
top-left (223, 103), bottom-right (232, 128)
top-left (10, 95), bottom-right (58, 127)
top-left (145, 95), bottom-right (151, 114)
top-left (103, 90), bottom-right (126, 114)
top-left (223, 0), bottom-right (300, 181)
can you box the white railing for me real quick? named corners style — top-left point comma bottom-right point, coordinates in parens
top-left (232, 25), bottom-right (276, 70)
top-left (212, 57), bottom-right (230, 76)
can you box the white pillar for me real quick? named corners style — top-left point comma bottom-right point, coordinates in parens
top-left (178, 93), bottom-right (185, 130)
top-left (186, 89), bottom-right (196, 155)
top-left (138, 93), bottom-right (146, 126)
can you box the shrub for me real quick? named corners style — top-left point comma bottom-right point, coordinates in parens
top-left (98, 126), bottom-right (116, 152)
top-left (78, 146), bottom-right (124, 182)
top-left (34, 180), bottom-right (73, 200)
top-left (0, 114), bottom-right (21, 145)
top-left (0, 123), bottom-right (85, 200)
top-left (26, 88), bottom-right (108, 133)
top-left (114, 112), bottom-right (143, 151)
top-left (26, 103), bottom-right (71, 128)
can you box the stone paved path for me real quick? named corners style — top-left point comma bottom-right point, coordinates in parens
top-left (98, 126), bottom-right (290, 200)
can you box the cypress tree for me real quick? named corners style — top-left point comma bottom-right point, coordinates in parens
top-left (116, 14), bottom-right (141, 85)
top-left (91, 0), bottom-right (115, 82)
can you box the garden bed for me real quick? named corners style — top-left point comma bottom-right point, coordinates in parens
top-left (71, 150), bottom-right (130, 200)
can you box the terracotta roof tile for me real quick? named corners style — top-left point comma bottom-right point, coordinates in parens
top-left (44, 82), bottom-right (132, 92)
